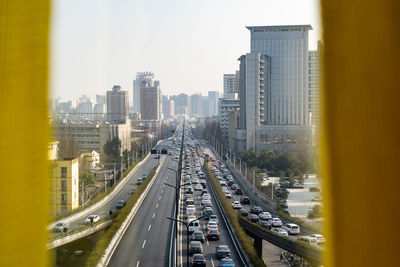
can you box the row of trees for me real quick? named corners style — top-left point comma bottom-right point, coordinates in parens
top-left (238, 149), bottom-right (317, 176)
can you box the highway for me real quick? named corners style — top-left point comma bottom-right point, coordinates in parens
top-left (49, 141), bottom-right (165, 239)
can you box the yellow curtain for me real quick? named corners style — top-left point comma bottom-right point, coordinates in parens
top-left (321, 0), bottom-right (400, 266)
top-left (0, 0), bottom-right (50, 266)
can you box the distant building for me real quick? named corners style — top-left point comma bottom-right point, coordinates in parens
top-left (133, 72), bottom-right (156, 113)
top-left (162, 96), bottom-right (175, 119)
top-left (218, 98), bottom-right (240, 146)
top-left (223, 74), bottom-right (238, 100)
top-left (48, 141), bottom-right (59, 160)
top-left (308, 42), bottom-right (322, 128)
top-left (175, 106), bottom-right (188, 115)
top-left (208, 91), bottom-right (219, 116)
top-left (171, 93), bottom-right (189, 115)
top-left (50, 156), bottom-right (79, 216)
top-left (96, 94), bottom-right (106, 105)
top-left (106, 85), bottom-right (129, 124)
top-left (76, 100), bottom-right (93, 120)
top-left (202, 96), bottom-right (209, 117)
top-left (79, 151), bottom-right (100, 173)
top-left (140, 83), bottom-right (161, 121)
top-left (93, 103), bottom-right (107, 120)
top-left (189, 93), bottom-right (202, 117)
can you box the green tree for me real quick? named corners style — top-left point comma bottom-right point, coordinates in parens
top-left (289, 172), bottom-right (295, 187)
top-left (80, 172), bottom-right (94, 185)
top-left (103, 137), bottom-right (121, 160)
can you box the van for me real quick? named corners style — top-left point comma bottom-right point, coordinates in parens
top-left (188, 219), bottom-right (200, 233)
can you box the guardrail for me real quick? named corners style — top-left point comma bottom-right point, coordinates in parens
top-left (238, 218), bottom-right (322, 265)
top-left (47, 219), bottom-right (113, 250)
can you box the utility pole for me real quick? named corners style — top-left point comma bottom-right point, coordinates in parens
top-left (253, 169), bottom-right (256, 188)
top-left (271, 182), bottom-right (274, 200)
top-left (104, 172), bottom-right (107, 193)
top-left (113, 162), bottom-right (116, 186)
top-left (120, 156), bottom-right (123, 181)
top-left (81, 179), bottom-right (84, 205)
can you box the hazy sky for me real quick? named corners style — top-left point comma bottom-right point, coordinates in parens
top-left (51, 0), bottom-right (321, 102)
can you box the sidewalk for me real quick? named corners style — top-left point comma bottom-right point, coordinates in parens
top-left (262, 240), bottom-right (290, 267)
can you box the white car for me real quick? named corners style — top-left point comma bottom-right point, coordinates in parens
top-left (282, 223), bottom-right (300, 235)
top-left (272, 228), bottom-right (288, 237)
top-left (202, 194), bottom-right (211, 200)
top-left (195, 184), bottom-right (203, 191)
top-left (207, 221), bottom-right (218, 230)
top-left (232, 201), bottom-right (242, 209)
top-left (209, 215), bottom-right (218, 224)
top-left (310, 234), bottom-right (326, 244)
top-left (271, 218), bottom-right (283, 227)
top-left (224, 191), bottom-right (232, 198)
top-left (186, 205), bottom-right (196, 216)
top-left (85, 215), bottom-right (100, 224)
top-left (199, 173), bottom-right (205, 178)
top-left (53, 221), bottom-right (70, 232)
top-left (259, 212), bottom-right (272, 220)
top-left (202, 198), bottom-right (212, 206)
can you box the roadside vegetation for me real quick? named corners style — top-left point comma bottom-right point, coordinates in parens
top-left (205, 164), bottom-right (267, 267)
top-left (85, 167), bottom-right (158, 266)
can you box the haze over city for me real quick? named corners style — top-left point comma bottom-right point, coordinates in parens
top-left (51, 0), bottom-right (320, 101)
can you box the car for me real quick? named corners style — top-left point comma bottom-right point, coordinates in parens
top-left (259, 211), bottom-right (272, 220)
top-left (201, 189), bottom-right (208, 196)
top-left (189, 241), bottom-right (203, 254)
top-left (116, 200), bottom-right (126, 209)
top-left (250, 206), bottom-right (262, 214)
top-left (247, 214), bottom-right (259, 222)
top-left (227, 179), bottom-right (235, 186)
top-left (235, 188), bottom-right (243, 195)
top-left (195, 184), bottom-right (203, 191)
top-left (53, 221), bottom-right (70, 232)
top-left (271, 218), bottom-right (283, 227)
top-left (185, 198), bottom-right (195, 206)
top-left (310, 234), bottom-right (326, 244)
top-left (199, 172), bottom-right (206, 178)
top-left (219, 258), bottom-right (235, 267)
top-left (192, 231), bottom-right (205, 243)
top-left (282, 223), bottom-right (300, 235)
top-left (207, 229), bottom-right (220, 240)
top-left (272, 228), bottom-right (289, 237)
top-left (259, 220), bottom-right (272, 229)
top-left (202, 193), bottom-right (211, 200)
top-left (239, 209), bottom-right (249, 217)
top-left (293, 182), bottom-right (304, 189)
top-left (192, 253), bottom-right (206, 266)
top-left (240, 196), bottom-right (250, 204)
top-left (215, 244), bottom-right (231, 259)
top-left (297, 236), bottom-right (318, 245)
top-left (203, 207), bottom-right (214, 219)
top-left (224, 191), bottom-right (232, 198)
top-left (231, 184), bottom-right (238, 190)
top-left (209, 215), bottom-right (218, 224)
top-left (85, 215), bottom-right (100, 224)
top-left (201, 198), bottom-right (212, 207)
top-left (207, 221), bottom-right (218, 230)
top-left (232, 201), bottom-right (241, 209)
top-left (186, 205), bottom-right (196, 216)
top-left (142, 174), bottom-right (147, 179)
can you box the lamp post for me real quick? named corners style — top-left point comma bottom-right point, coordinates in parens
top-left (167, 214), bottom-right (207, 267)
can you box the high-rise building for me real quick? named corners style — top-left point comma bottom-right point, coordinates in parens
top-left (76, 100), bottom-right (93, 119)
top-left (235, 25), bottom-right (313, 152)
top-left (202, 96), bottom-right (209, 117)
top-left (208, 91), bottom-right (219, 116)
top-left (223, 74), bottom-right (239, 100)
top-left (172, 93), bottom-right (189, 115)
top-left (189, 93), bottom-right (202, 117)
top-left (96, 94), bottom-right (106, 105)
top-left (140, 83), bottom-right (161, 121)
top-left (106, 85), bottom-right (129, 123)
top-left (219, 98), bottom-right (240, 145)
top-left (133, 72), bottom-right (155, 113)
top-left (93, 103), bottom-right (107, 120)
top-left (308, 42), bottom-right (321, 127)
top-left (162, 95), bottom-right (175, 119)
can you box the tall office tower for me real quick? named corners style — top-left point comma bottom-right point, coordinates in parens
top-left (140, 82), bottom-right (161, 121)
top-left (76, 100), bottom-right (93, 119)
top-left (162, 96), bottom-right (175, 119)
top-left (96, 94), bottom-right (106, 105)
top-left (202, 96), bottom-right (209, 117)
top-left (236, 25), bottom-right (313, 152)
top-left (234, 70), bottom-right (240, 94)
top-left (223, 74), bottom-right (237, 99)
top-left (93, 103), bottom-right (107, 120)
top-left (207, 91), bottom-right (219, 116)
top-left (189, 93), bottom-right (202, 117)
top-left (172, 93), bottom-right (189, 115)
top-left (133, 72), bottom-right (155, 113)
top-left (106, 85), bottom-right (129, 123)
top-left (308, 42), bottom-right (321, 127)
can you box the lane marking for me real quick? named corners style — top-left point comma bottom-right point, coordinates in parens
top-left (156, 203), bottom-right (159, 208)
top-left (136, 260), bottom-right (140, 267)
top-left (206, 240), bottom-right (209, 246)
top-left (211, 258), bottom-right (215, 267)
top-left (153, 212), bottom-right (156, 218)
top-left (161, 190), bottom-right (164, 194)
top-left (148, 224), bottom-right (151, 231)
top-left (159, 196), bottom-right (162, 200)
top-left (142, 240), bottom-right (146, 248)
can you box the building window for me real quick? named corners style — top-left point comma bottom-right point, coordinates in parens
top-left (61, 207), bottom-right (68, 214)
top-left (61, 194), bottom-right (67, 205)
top-left (61, 167), bottom-right (67, 178)
top-left (61, 180), bottom-right (67, 191)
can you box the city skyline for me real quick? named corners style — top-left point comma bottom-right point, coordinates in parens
top-left (51, 0), bottom-right (320, 101)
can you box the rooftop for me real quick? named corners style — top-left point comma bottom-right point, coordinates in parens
top-left (246, 25), bottom-right (312, 32)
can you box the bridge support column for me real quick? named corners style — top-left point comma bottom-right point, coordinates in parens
top-left (254, 236), bottom-right (263, 257)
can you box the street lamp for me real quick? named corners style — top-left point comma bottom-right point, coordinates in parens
top-left (167, 214), bottom-right (207, 267)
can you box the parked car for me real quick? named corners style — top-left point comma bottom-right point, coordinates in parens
top-left (219, 258), bottom-right (235, 267)
top-left (189, 241), bottom-right (203, 255)
top-left (85, 215), bottom-right (100, 224)
top-left (192, 231), bottom-right (205, 243)
top-left (250, 206), bottom-right (262, 214)
top-left (116, 200), bottom-right (126, 209)
top-left (215, 245), bottom-right (231, 259)
top-left (207, 229), bottom-right (220, 240)
top-left (282, 223), bottom-right (300, 235)
top-left (240, 196), bottom-right (250, 204)
top-left (53, 221), bottom-right (70, 232)
top-left (247, 214), bottom-right (259, 223)
top-left (272, 228), bottom-right (288, 237)
top-left (192, 254), bottom-right (206, 266)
